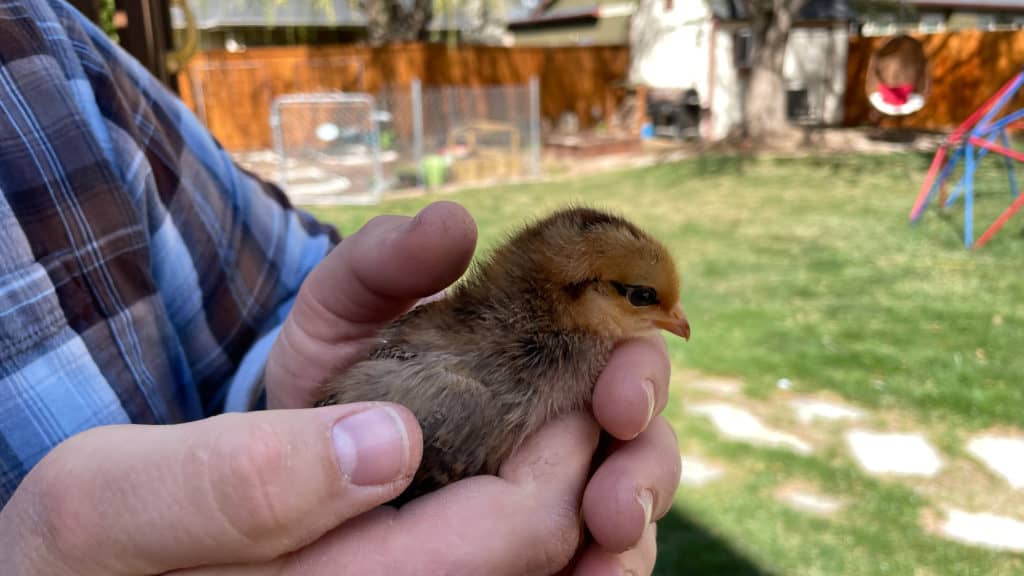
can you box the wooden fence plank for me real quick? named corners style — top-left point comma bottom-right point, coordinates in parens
top-left (178, 43), bottom-right (631, 151)
top-left (845, 30), bottom-right (1024, 130)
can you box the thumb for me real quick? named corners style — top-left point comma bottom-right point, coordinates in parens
top-left (179, 413), bottom-right (603, 576)
top-left (0, 403), bottom-right (422, 576)
top-left (267, 201), bottom-right (476, 409)
top-left (304, 201), bottom-right (476, 323)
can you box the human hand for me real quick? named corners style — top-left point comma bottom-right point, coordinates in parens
top-left (1, 401), bottom-right (637, 575)
top-left (174, 411), bottom-right (602, 575)
top-left (262, 202), bottom-right (680, 574)
top-left (566, 333), bottom-right (681, 575)
top-left (263, 201), bottom-right (477, 411)
top-left (0, 402), bottom-right (423, 575)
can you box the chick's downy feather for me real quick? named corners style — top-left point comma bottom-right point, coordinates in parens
top-left (316, 206), bottom-right (689, 503)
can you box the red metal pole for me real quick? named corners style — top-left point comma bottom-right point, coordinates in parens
top-left (975, 191), bottom-right (1024, 249)
top-left (968, 136), bottom-right (1024, 163)
top-left (911, 70), bottom-right (1024, 222)
top-left (950, 73), bottom-right (1021, 142)
top-left (910, 146), bottom-right (947, 220)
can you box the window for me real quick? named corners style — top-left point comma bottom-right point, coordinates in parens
top-left (786, 88), bottom-right (811, 122)
top-left (919, 12), bottom-right (945, 33)
top-left (862, 14), bottom-right (900, 36)
top-left (734, 29), bottom-right (753, 70)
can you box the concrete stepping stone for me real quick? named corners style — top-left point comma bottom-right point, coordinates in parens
top-left (967, 435), bottom-right (1024, 490)
top-left (679, 454), bottom-right (723, 486)
top-left (846, 430), bottom-right (943, 477)
top-left (790, 397), bottom-right (865, 424)
top-left (940, 508), bottom-right (1024, 553)
top-left (775, 484), bottom-right (846, 517)
top-left (688, 402), bottom-right (813, 454)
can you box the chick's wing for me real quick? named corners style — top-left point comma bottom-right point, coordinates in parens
top-left (323, 353), bottom-right (498, 502)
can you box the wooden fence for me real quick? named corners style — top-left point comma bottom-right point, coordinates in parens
top-left (177, 43), bottom-right (631, 151)
top-left (845, 30), bottom-right (1024, 130)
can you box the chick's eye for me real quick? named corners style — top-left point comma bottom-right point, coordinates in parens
top-left (628, 287), bottom-right (659, 307)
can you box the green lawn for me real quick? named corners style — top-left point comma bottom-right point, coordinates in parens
top-left (310, 152), bottom-right (1024, 575)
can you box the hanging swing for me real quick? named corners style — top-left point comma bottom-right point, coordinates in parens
top-left (866, 34), bottom-right (930, 117)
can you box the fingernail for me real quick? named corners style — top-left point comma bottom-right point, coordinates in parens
top-left (637, 488), bottom-right (654, 526)
top-left (641, 379), bottom-right (656, 428)
top-left (332, 407), bottom-right (409, 486)
top-left (624, 570), bottom-right (639, 576)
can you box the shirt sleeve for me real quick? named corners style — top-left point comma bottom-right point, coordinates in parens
top-left (63, 3), bottom-right (340, 414)
top-left (0, 0), bottom-right (341, 505)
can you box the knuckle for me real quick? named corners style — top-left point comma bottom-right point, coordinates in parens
top-left (27, 430), bottom-right (106, 555)
top-left (361, 214), bottom-right (399, 240)
top-left (206, 417), bottom-right (293, 543)
top-left (532, 498), bottom-right (581, 573)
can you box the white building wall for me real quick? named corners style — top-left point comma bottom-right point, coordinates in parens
top-left (783, 26), bottom-right (849, 124)
top-left (709, 27), bottom-right (743, 140)
top-left (631, 0), bottom-right (849, 140)
top-left (629, 0), bottom-right (712, 92)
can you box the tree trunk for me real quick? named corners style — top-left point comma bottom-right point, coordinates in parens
top-left (362, 0), bottom-right (434, 46)
top-left (460, 0), bottom-right (507, 45)
top-left (363, 0), bottom-right (390, 45)
top-left (743, 0), bottom-right (804, 141)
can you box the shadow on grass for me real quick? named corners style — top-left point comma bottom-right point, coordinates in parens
top-left (655, 507), bottom-right (774, 576)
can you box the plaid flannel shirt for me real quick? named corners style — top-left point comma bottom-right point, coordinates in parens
top-left (0, 0), bottom-right (339, 506)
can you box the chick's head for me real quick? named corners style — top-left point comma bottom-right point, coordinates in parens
top-left (511, 207), bottom-right (690, 342)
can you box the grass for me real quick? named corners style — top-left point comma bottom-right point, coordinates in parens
top-left (309, 152), bottom-right (1024, 575)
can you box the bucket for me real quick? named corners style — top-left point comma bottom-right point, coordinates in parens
top-left (423, 155), bottom-right (447, 188)
top-left (640, 122), bottom-right (654, 140)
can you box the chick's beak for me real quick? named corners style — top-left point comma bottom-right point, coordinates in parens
top-left (655, 303), bottom-right (690, 341)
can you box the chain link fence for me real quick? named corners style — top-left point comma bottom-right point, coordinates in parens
top-left (270, 93), bottom-right (388, 205)
top-left (195, 65), bottom-right (541, 204)
top-left (189, 57), bottom-right (366, 152)
top-left (379, 79), bottom-right (541, 190)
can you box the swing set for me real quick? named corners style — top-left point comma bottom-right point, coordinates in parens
top-left (909, 68), bottom-right (1024, 249)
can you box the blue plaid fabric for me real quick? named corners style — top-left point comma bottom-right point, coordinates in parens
top-left (0, 0), bottom-right (339, 506)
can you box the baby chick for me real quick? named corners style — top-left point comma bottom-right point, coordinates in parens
top-left (316, 206), bottom-right (689, 503)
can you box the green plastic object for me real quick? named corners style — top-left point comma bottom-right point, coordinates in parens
top-left (423, 155), bottom-right (446, 188)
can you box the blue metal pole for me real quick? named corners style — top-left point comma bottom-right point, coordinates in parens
top-left (984, 108), bottom-right (1024, 134)
top-left (999, 129), bottom-right (1019, 198)
top-left (927, 148), bottom-right (961, 210)
top-left (976, 70), bottom-right (1024, 135)
top-left (946, 176), bottom-right (966, 208)
top-left (946, 132), bottom-right (1004, 208)
top-left (964, 143), bottom-right (976, 248)
top-left (942, 148), bottom-right (969, 208)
